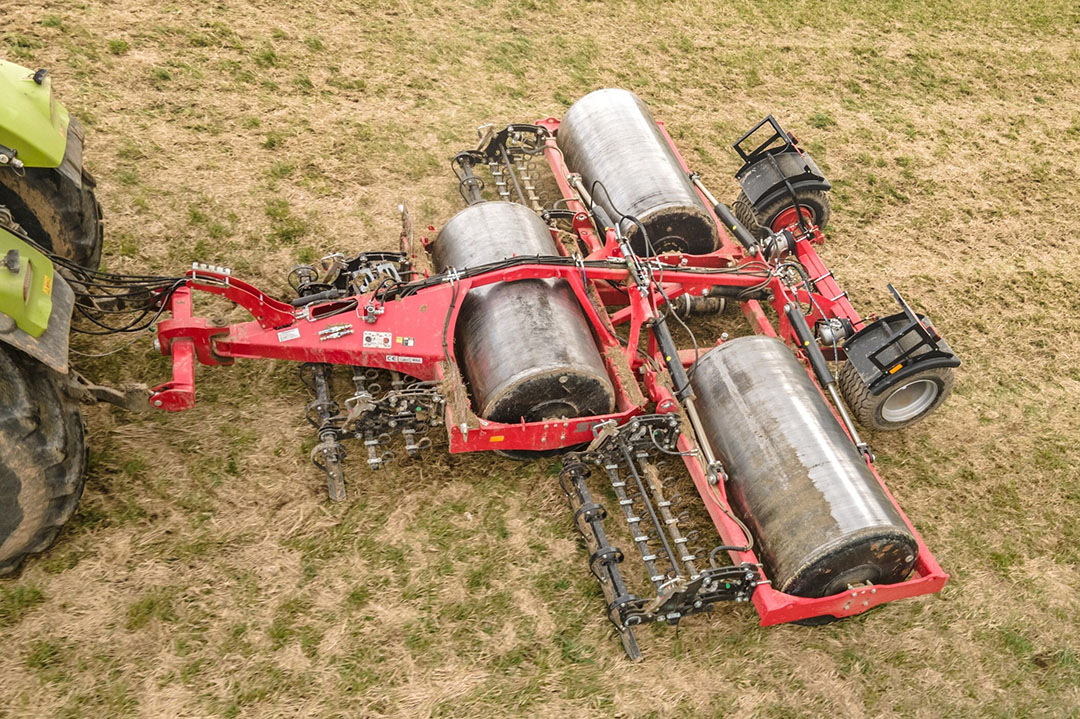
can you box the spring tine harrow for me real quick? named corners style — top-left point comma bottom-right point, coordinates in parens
top-left (561, 415), bottom-right (758, 660)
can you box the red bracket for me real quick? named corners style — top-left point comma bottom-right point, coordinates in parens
top-left (149, 286), bottom-right (197, 411)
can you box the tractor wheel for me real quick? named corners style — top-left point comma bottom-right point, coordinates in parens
top-left (0, 344), bottom-right (87, 576)
top-left (732, 188), bottom-right (831, 240)
top-left (0, 165), bottom-right (103, 271)
top-left (838, 361), bottom-right (954, 432)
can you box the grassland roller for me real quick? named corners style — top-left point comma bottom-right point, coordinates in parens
top-left (24, 88), bottom-right (959, 658)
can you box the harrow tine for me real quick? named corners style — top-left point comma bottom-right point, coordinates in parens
top-left (561, 415), bottom-right (758, 658)
top-left (602, 461), bottom-right (665, 590)
top-left (312, 434), bottom-right (347, 502)
top-left (615, 618), bottom-right (643, 663)
top-left (306, 363), bottom-right (349, 501)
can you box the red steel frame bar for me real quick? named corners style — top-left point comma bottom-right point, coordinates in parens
top-left (148, 113), bottom-right (948, 626)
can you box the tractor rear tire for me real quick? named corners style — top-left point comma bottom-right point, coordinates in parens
top-left (0, 165), bottom-right (103, 271)
top-left (838, 360), bottom-right (954, 432)
top-left (0, 344), bottom-right (87, 576)
top-left (732, 188), bottom-right (831, 240)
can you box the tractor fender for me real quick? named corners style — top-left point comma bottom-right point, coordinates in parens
top-left (0, 59), bottom-right (70, 169)
top-left (0, 229), bottom-right (72, 373)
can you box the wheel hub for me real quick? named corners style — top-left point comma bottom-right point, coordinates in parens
top-left (770, 205), bottom-right (815, 233)
top-left (881, 379), bottom-right (939, 423)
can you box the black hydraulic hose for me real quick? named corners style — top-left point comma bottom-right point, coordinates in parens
top-left (652, 315), bottom-right (692, 401)
top-left (291, 288), bottom-right (344, 307)
top-left (714, 202), bottom-right (758, 253)
top-left (785, 303), bottom-right (834, 388)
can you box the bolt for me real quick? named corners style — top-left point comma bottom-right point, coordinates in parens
top-left (153, 399), bottom-right (163, 407)
top-left (558, 375), bottom-right (568, 384)
top-left (3, 249), bottom-right (18, 273)
top-left (211, 317), bottom-right (228, 327)
top-left (153, 338), bottom-right (161, 353)
top-left (720, 332), bottom-right (729, 341)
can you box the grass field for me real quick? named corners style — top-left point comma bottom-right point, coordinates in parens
top-left (3, 1), bottom-right (1080, 717)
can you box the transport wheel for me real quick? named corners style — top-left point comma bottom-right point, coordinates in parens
top-left (0, 165), bottom-right (103, 271)
top-left (0, 344), bottom-right (87, 576)
top-left (838, 361), bottom-right (954, 431)
top-left (732, 188), bottom-right (831, 240)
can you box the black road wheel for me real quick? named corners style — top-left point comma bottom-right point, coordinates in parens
top-left (0, 344), bottom-right (87, 576)
top-left (732, 188), bottom-right (831, 240)
top-left (838, 361), bottom-right (955, 432)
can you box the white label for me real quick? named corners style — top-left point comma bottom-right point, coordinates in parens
top-left (386, 354), bottom-right (423, 364)
top-left (363, 330), bottom-right (393, 349)
top-left (277, 328), bottom-right (301, 342)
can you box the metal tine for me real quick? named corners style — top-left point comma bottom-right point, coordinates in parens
top-left (306, 363), bottom-right (348, 501)
top-left (514, 157), bottom-right (543, 212)
top-left (639, 460), bottom-right (699, 578)
top-left (602, 463), bottom-right (665, 589)
top-left (487, 160), bottom-right (511, 200)
top-left (610, 419), bottom-right (701, 576)
top-left (614, 432), bottom-right (689, 581)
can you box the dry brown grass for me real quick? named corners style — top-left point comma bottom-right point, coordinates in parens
top-left (2, 1), bottom-right (1080, 717)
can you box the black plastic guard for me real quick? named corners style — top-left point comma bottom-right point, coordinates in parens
top-left (844, 311), bottom-right (960, 396)
top-left (732, 115), bottom-right (830, 208)
top-left (736, 151), bottom-right (830, 208)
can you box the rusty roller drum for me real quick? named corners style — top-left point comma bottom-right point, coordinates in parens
top-left (690, 335), bottom-right (918, 598)
top-left (557, 88), bottom-right (718, 256)
top-left (430, 202), bottom-right (615, 426)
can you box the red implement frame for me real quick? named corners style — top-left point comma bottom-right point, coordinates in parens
top-left (149, 114), bottom-right (947, 626)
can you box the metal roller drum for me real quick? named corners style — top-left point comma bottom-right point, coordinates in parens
top-left (430, 202), bottom-right (615, 424)
top-left (557, 88), bottom-right (718, 256)
top-left (689, 336), bottom-right (918, 597)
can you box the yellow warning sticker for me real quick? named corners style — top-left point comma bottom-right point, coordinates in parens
top-left (41, 274), bottom-right (52, 296)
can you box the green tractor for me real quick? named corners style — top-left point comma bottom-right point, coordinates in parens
top-left (0, 58), bottom-right (104, 575)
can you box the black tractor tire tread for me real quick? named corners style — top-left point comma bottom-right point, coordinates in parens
top-left (0, 166), bottom-right (103, 271)
top-left (732, 189), bottom-right (831, 241)
top-left (0, 345), bottom-right (87, 577)
top-left (837, 360), bottom-right (954, 432)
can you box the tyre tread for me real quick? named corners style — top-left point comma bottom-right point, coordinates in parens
top-left (0, 346), bottom-right (87, 576)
